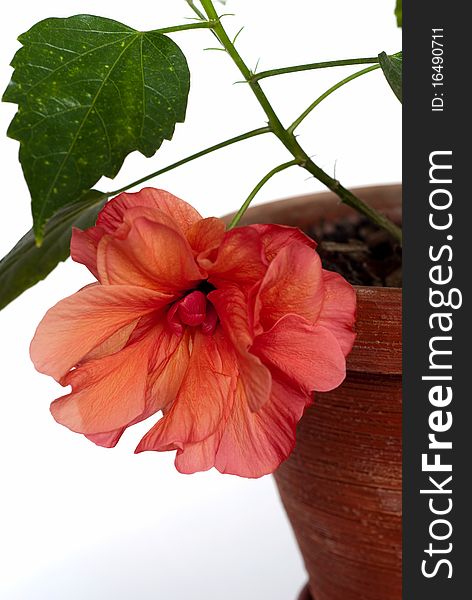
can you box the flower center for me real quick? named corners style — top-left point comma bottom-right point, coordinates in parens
top-left (167, 288), bottom-right (218, 336)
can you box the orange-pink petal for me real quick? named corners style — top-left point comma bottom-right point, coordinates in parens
top-left (97, 188), bottom-right (201, 235)
top-left (177, 375), bottom-right (312, 477)
top-left (135, 330), bottom-right (235, 453)
top-left (82, 319), bottom-right (139, 362)
top-left (252, 315), bottom-right (346, 392)
top-left (50, 329), bottom-right (158, 435)
top-left (214, 376), bottom-right (310, 478)
top-left (174, 429), bottom-right (223, 474)
top-left (210, 287), bottom-right (272, 411)
top-left (209, 287), bottom-right (253, 346)
top-left (86, 429), bottom-right (125, 448)
top-left (119, 205), bottom-right (194, 238)
top-left (317, 270), bottom-right (357, 356)
top-left (249, 223), bottom-right (316, 261)
top-left (97, 217), bottom-right (203, 292)
top-left (71, 226), bottom-right (105, 279)
top-left (30, 284), bottom-right (171, 381)
top-left (255, 243), bottom-right (324, 331)
top-left (186, 217), bottom-right (226, 256)
top-left (201, 228), bottom-right (267, 291)
top-left (146, 329), bottom-right (191, 412)
top-left (86, 324), bottom-right (189, 448)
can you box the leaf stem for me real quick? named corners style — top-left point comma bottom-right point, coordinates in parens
top-left (289, 64), bottom-right (381, 133)
top-left (252, 56), bottom-right (380, 82)
top-left (107, 126), bottom-right (270, 197)
top-left (228, 160), bottom-right (299, 229)
top-left (199, 0), bottom-right (402, 244)
top-left (154, 21), bottom-right (216, 35)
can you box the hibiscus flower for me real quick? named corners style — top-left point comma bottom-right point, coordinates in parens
top-left (30, 188), bottom-right (356, 477)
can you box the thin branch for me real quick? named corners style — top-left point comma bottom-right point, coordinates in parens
top-left (228, 160), bottom-right (299, 229)
top-left (232, 26), bottom-right (245, 45)
top-left (289, 64), bottom-right (381, 133)
top-left (185, 0), bottom-right (206, 21)
top-left (251, 56), bottom-right (380, 82)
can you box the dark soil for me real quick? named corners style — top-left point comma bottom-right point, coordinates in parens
top-left (308, 218), bottom-right (402, 288)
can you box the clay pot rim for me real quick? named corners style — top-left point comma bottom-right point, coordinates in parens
top-left (355, 284), bottom-right (401, 294)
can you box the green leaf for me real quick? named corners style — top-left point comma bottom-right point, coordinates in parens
top-left (3, 15), bottom-right (190, 241)
top-left (379, 51), bottom-right (402, 103)
top-left (395, 0), bottom-right (402, 27)
top-left (0, 190), bottom-right (106, 310)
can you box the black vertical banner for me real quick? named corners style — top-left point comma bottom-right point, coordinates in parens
top-left (404, 2), bottom-right (471, 598)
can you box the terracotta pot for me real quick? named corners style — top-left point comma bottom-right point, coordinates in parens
top-left (232, 185), bottom-right (402, 600)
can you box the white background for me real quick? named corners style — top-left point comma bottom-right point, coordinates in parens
top-left (0, 1), bottom-right (401, 599)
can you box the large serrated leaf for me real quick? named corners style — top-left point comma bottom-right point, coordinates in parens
top-left (3, 15), bottom-right (190, 241)
top-left (379, 51), bottom-right (402, 103)
top-left (0, 190), bottom-right (106, 310)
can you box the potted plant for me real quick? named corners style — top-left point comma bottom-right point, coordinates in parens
top-left (0, 1), bottom-right (402, 598)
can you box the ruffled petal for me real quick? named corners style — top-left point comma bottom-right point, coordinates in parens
top-left (174, 430), bottom-right (223, 474)
top-left (135, 330), bottom-right (235, 453)
top-left (146, 329), bottom-right (191, 412)
top-left (86, 429), bottom-right (126, 448)
top-left (85, 324), bottom-right (189, 448)
top-left (214, 376), bottom-right (310, 478)
top-left (97, 188), bottom-right (201, 235)
top-left (120, 205), bottom-right (191, 236)
top-left (71, 226), bottom-right (105, 279)
top-left (209, 287), bottom-right (253, 346)
top-left (97, 217), bottom-right (203, 292)
top-left (30, 284), bottom-right (171, 381)
top-left (252, 314), bottom-right (346, 393)
top-left (317, 270), bottom-right (356, 356)
top-left (200, 228), bottom-right (267, 291)
top-left (255, 243), bottom-right (324, 331)
top-left (50, 328), bottom-right (158, 435)
top-left (186, 217), bottom-right (226, 256)
top-left (249, 223), bottom-right (316, 261)
top-left (177, 375), bottom-right (312, 478)
top-left (210, 287), bottom-right (271, 411)
top-left (82, 319), bottom-right (139, 362)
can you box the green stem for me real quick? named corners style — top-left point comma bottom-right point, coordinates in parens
top-left (154, 21), bottom-right (216, 34)
top-left (200, 1), bottom-right (289, 141)
top-left (107, 127), bottom-right (270, 197)
top-left (185, 0), bottom-right (207, 21)
top-left (199, 0), bottom-right (402, 244)
top-left (252, 56), bottom-right (380, 82)
top-left (289, 64), bottom-right (381, 133)
top-left (228, 160), bottom-right (298, 229)
top-left (310, 176), bottom-right (402, 243)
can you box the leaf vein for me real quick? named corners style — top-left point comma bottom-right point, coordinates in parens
top-left (38, 35), bottom-right (139, 225)
top-left (19, 34), bottom-right (134, 99)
